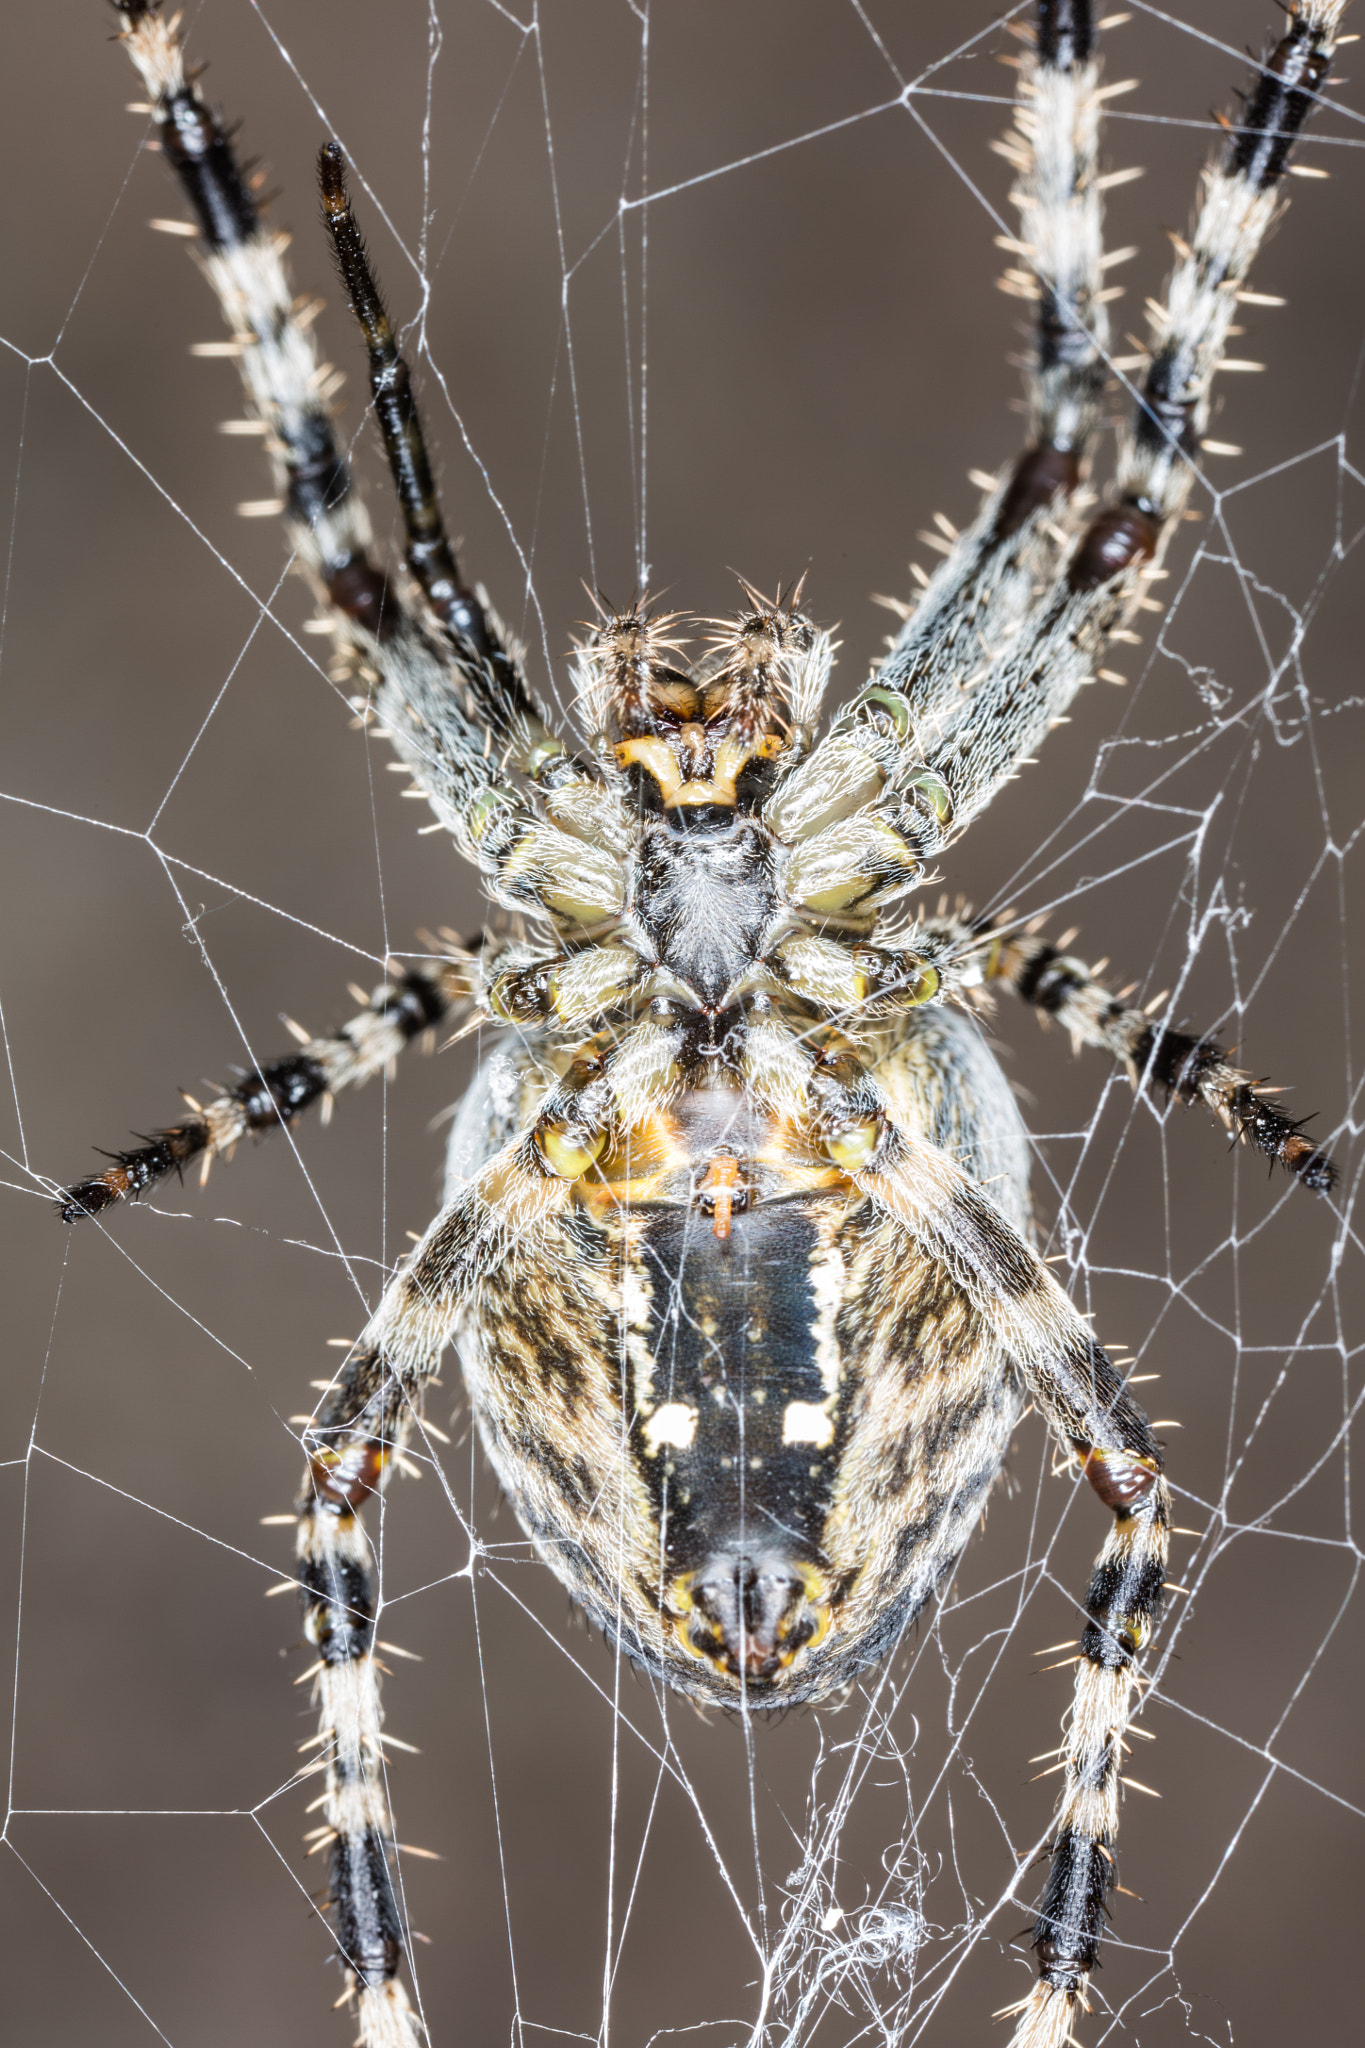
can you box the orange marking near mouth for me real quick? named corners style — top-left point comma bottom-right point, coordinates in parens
top-left (698, 1154), bottom-right (742, 1240)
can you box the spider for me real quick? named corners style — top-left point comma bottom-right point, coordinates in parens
top-left (56, 4), bottom-right (1345, 2046)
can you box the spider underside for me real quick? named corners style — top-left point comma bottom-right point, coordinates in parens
top-left (62, 6), bottom-right (1345, 2047)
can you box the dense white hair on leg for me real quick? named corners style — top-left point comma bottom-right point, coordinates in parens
top-left (847, 0), bottom-right (1116, 768)
top-left (116, 2), bottom-right (381, 610)
top-left (1003, 9), bottom-right (1111, 458)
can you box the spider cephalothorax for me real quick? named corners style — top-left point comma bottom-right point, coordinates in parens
top-left (480, 591), bottom-right (949, 1061)
top-left (62, 7), bottom-right (1344, 2048)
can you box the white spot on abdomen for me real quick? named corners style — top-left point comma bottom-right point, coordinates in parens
top-left (783, 1400), bottom-right (834, 1448)
top-left (643, 1402), bottom-right (697, 1453)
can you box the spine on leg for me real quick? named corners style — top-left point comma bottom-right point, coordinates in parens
top-left (983, 925), bottom-right (1337, 1193)
top-left (1070, 1), bottom-right (1345, 589)
top-left (297, 1356), bottom-right (425, 2047)
top-left (1007, 1453), bottom-right (1170, 2048)
top-left (113, 0), bottom-right (390, 627)
top-left (58, 961), bottom-right (464, 1221)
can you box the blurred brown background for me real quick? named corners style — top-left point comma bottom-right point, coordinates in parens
top-left (1, 3), bottom-right (1361, 2045)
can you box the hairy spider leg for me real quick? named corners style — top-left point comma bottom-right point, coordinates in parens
top-left (292, 1019), bottom-right (721, 2036)
top-left (978, 918), bottom-right (1338, 1191)
top-left (836, 1104), bottom-right (1169, 2048)
top-left (996, 0), bottom-right (1115, 533)
top-left (917, 0), bottom-right (1347, 844)
top-left (115, 0), bottom-right (545, 753)
top-left (296, 1135), bottom-right (574, 2048)
top-left (1005, 1453), bottom-right (1170, 2048)
top-left (906, 911), bottom-right (1339, 1195)
top-left (795, 0), bottom-right (1344, 917)
top-left (835, 0), bottom-right (1116, 762)
top-left (316, 142), bottom-right (555, 752)
top-left (766, 0), bottom-right (1135, 918)
top-left (58, 957), bottom-right (470, 1221)
top-left (115, 1), bottom-right (620, 926)
top-left (1073, 0), bottom-right (1345, 588)
top-left (112, 0), bottom-right (390, 631)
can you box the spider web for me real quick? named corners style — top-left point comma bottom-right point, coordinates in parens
top-left (0, 3), bottom-right (1361, 2045)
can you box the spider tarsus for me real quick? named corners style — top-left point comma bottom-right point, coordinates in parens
top-left (1147, 1028), bottom-right (1338, 1194)
top-left (57, 1122), bottom-right (207, 1223)
top-left (58, 1177), bottom-right (126, 1223)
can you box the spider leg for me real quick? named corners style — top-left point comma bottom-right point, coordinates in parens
top-left (844, 1122), bottom-right (1150, 1454)
top-left (316, 144), bottom-right (545, 742)
top-left (806, 1075), bottom-right (1169, 2046)
top-left (905, 910), bottom-right (1338, 1194)
top-left (979, 919), bottom-right (1338, 1192)
top-left (113, 0), bottom-right (389, 633)
top-left (57, 955), bottom-right (472, 1221)
top-left (996, 0), bottom-right (1115, 535)
top-left (914, 2), bottom-right (1347, 845)
top-left (838, 0), bottom-right (1115, 760)
top-left (1001, 1441), bottom-right (1169, 2048)
top-left (778, 0), bottom-right (1345, 912)
top-left (294, 1132), bottom-right (574, 2046)
top-left (1073, 0), bottom-right (1347, 584)
top-left (115, 0), bottom-right (530, 719)
top-left (114, 3), bottom-right (626, 931)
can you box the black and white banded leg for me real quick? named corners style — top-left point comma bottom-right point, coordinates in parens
top-left (836, 0), bottom-right (1117, 758)
top-left (917, 0), bottom-right (1347, 848)
top-left (1007, 1439), bottom-right (1170, 2048)
top-left (790, 1), bottom-right (1344, 899)
top-left (293, 1137), bottom-right (573, 2047)
top-left (315, 143), bottom-right (544, 741)
top-left (59, 957), bottom-right (472, 1221)
top-left (298, 1347), bottom-right (417, 2048)
top-left (113, 0), bottom-right (389, 631)
top-left (812, 1100), bottom-right (1172, 2048)
top-left (980, 920), bottom-right (1338, 1193)
top-left (113, 2), bottom-right (625, 936)
top-left (1096, 0), bottom-right (1344, 578)
top-left (907, 910), bottom-right (1338, 1195)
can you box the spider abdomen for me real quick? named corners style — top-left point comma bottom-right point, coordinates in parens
top-left (452, 1013), bottom-right (1029, 1706)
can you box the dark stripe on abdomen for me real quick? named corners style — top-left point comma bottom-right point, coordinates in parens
top-left (629, 1198), bottom-right (843, 1574)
